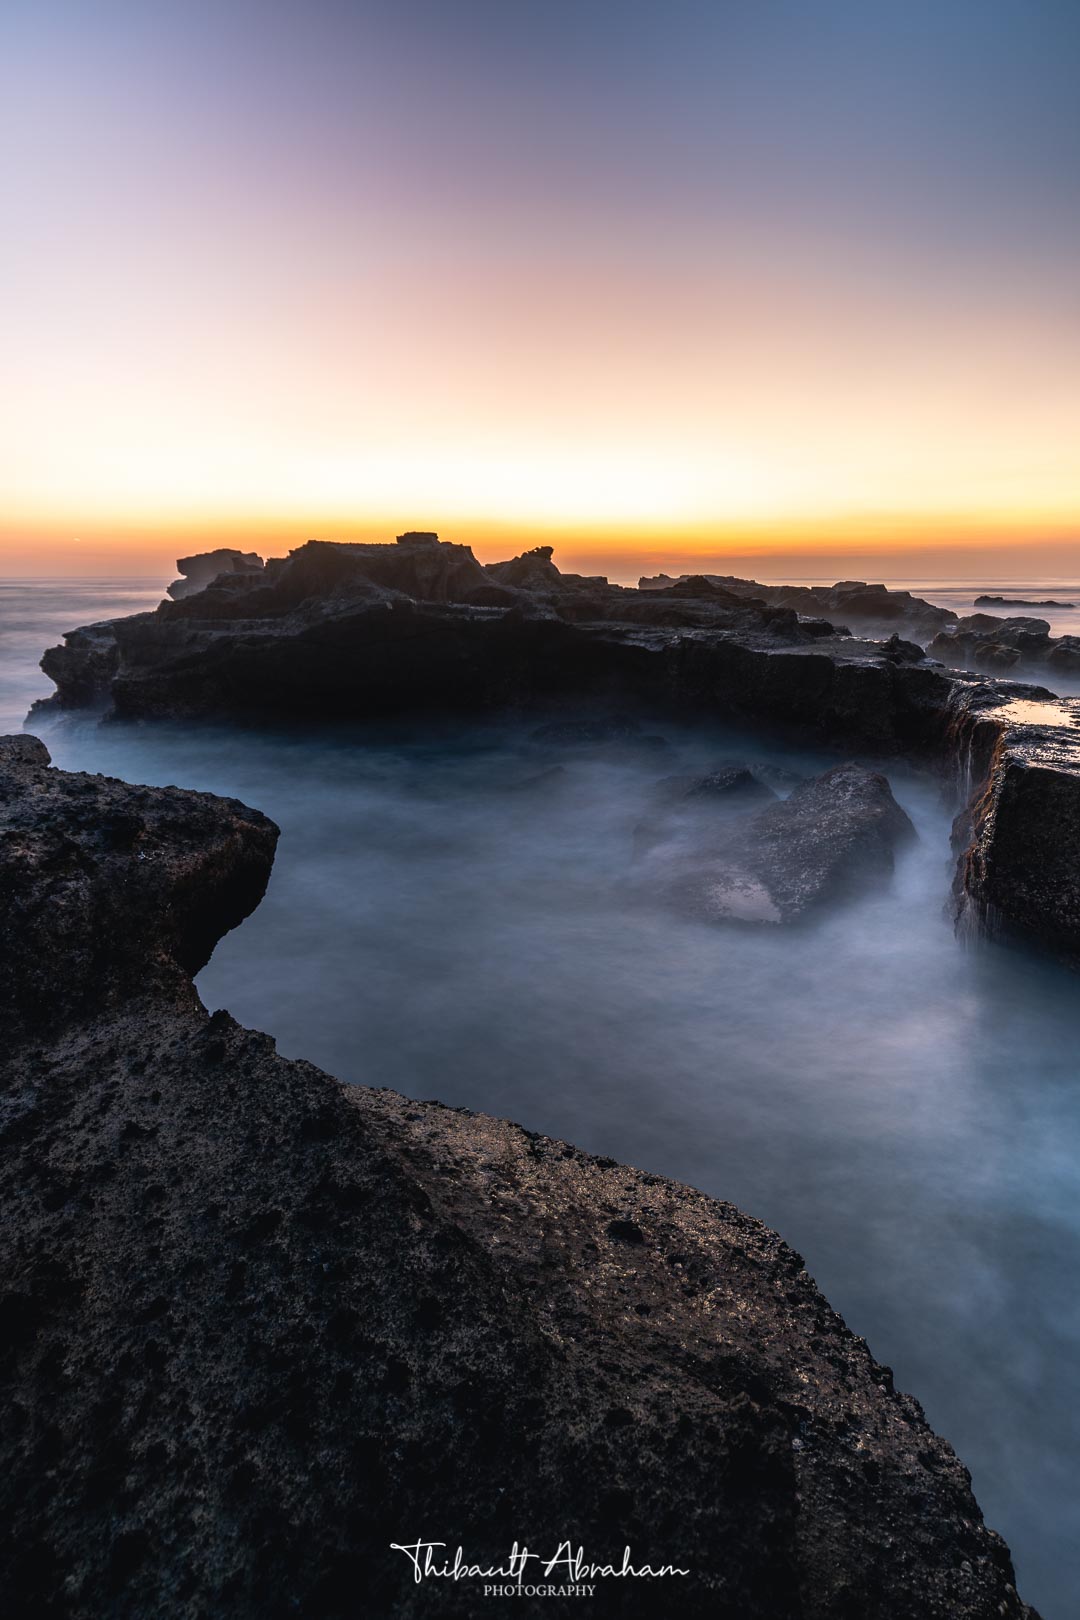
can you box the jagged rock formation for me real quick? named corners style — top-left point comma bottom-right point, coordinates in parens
top-left (28, 539), bottom-right (968, 746)
top-left (167, 549), bottom-right (265, 600)
top-left (28, 536), bottom-right (1080, 957)
top-left (0, 737), bottom-right (1038, 1619)
top-left (930, 615), bottom-right (1080, 677)
top-left (639, 574), bottom-right (956, 643)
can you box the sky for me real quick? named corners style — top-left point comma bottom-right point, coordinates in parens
top-left (1, 0), bottom-right (1078, 579)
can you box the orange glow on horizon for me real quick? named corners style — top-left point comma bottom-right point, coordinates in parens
top-left (2, 507), bottom-right (1078, 585)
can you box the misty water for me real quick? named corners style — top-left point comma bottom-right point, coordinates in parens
top-left (5, 578), bottom-right (1080, 1617)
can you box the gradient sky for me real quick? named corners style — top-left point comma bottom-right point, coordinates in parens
top-left (1, 0), bottom-right (1078, 577)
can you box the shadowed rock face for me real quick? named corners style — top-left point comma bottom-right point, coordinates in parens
top-left (952, 695), bottom-right (1080, 954)
top-left (0, 737), bottom-right (1039, 1619)
top-left (31, 538), bottom-right (875, 727)
top-left (639, 574), bottom-right (957, 643)
top-left (0, 737), bottom-right (277, 1041)
top-left (28, 537), bottom-right (1080, 959)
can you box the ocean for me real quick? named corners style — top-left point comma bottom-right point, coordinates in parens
top-left (4, 574), bottom-right (1080, 1617)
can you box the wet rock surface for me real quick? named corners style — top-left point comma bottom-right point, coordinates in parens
top-left (952, 693), bottom-right (1080, 956)
top-left (0, 739), bottom-right (1038, 1619)
top-left (641, 763), bottom-right (915, 925)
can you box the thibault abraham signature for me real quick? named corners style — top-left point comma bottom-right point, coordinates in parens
top-left (390, 1540), bottom-right (690, 1598)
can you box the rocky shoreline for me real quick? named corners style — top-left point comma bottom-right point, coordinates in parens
top-left (32, 535), bottom-right (1080, 958)
top-left (0, 735), bottom-right (1039, 1617)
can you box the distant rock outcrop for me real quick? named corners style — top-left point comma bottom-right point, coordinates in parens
top-left (167, 547), bottom-right (265, 599)
top-left (0, 736), bottom-right (1039, 1619)
top-left (928, 615), bottom-right (1066, 677)
top-left (974, 595), bottom-right (1074, 609)
top-left (640, 574), bottom-right (955, 642)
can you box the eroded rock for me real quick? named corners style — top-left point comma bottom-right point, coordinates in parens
top-left (641, 574), bottom-right (956, 642)
top-left (643, 763), bottom-right (915, 925)
top-left (167, 548), bottom-right (265, 600)
top-left (952, 693), bottom-right (1080, 956)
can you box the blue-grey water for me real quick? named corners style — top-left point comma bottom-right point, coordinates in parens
top-left (4, 576), bottom-right (1080, 1618)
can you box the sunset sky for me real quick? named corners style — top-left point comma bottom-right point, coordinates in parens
top-left (2, 0), bottom-right (1078, 579)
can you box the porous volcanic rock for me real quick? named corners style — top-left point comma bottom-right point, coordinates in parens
top-left (0, 737), bottom-right (277, 1041)
top-left (0, 736), bottom-right (1038, 1619)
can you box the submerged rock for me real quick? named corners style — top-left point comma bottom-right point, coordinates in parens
top-left (683, 764), bottom-right (780, 806)
top-left (0, 738), bottom-right (1037, 1618)
top-left (635, 765), bottom-right (780, 859)
top-left (649, 763), bottom-right (915, 925)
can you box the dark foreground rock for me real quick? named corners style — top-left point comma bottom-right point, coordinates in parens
top-left (0, 738), bottom-right (1037, 1619)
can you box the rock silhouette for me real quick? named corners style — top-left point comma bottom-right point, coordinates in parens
top-left (31, 537), bottom-right (1080, 960)
top-left (167, 548), bottom-right (265, 600)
